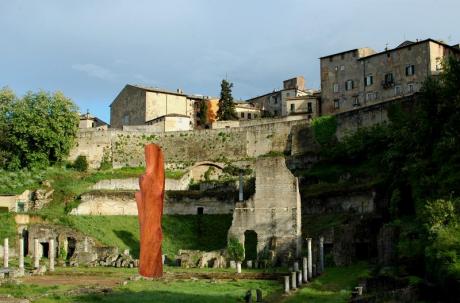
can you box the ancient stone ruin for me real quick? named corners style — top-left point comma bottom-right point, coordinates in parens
top-left (228, 156), bottom-right (302, 265)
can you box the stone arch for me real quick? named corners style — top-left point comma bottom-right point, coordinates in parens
top-left (189, 161), bottom-right (225, 181)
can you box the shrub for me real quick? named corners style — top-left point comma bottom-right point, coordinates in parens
top-left (72, 155), bottom-right (88, 172)
top-left (227, 236), bottom-right (245, 261)
top-left (311, 115), bottom-right (337, 145)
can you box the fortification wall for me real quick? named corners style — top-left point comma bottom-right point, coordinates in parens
top-left (70, 120), bottom-right (308, 168)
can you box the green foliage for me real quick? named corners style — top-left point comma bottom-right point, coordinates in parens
top-left (311, 115), bottom-right (337, 145)
top-left (216, 79), bottom-right (238, 121)
top-left (198, 100), bottom-right (208, 126)
top-left (0, 89), bottom-right (79, 170)
top-left (0, 213), bottom-right (17, 245)
top-left (203, 166), bottom-right (214, 181)
top-left (423, 199), bottom-right (457, 234)
top-left (227, 236), bottom-right (245, 261)
top-left (72, 155), bottom-right (88, 172)
top-left (222, 164), bottom-right (252, 176)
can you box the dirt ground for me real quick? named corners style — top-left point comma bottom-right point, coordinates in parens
top-left (22, 275), bottom-right (123, 287)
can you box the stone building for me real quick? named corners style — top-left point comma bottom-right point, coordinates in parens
top-left (235, 102), bottom-right (261, 120)
top-left (246, 76), bottom-right (317, 118)
top-left (0, 190), bottom-right (32, 213)
top-left (320, 39), bottom-right (460, 114)
top-left (145, 114), bottom-right (191, 132)
top-left (228, 157), bottom-right (302, 264)
top-left (79, 112), bottom-right (109, 130)
top-left (110, 84), bottom-right (196, 129)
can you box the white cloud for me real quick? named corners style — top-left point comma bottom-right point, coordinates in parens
top-left (71, 63), bottom-right (117, 81)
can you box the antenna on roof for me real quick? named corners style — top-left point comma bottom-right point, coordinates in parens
top-left (385, 43), bottom-right (389, 51)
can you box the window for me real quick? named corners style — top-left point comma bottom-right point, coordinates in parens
top-left (341, 53), bottom-right (345, 60)
top-left (408, 84), bottom-right (414, 93)
top-left (333, 83), bottom-right (339, 93)
top-left (353, 97), bottom-right (360, 107)
top-left (329, 57), bottom-right (333, 62)
top-left (435, 57), bottom-right (442, 70)
top-left (406, 65), bottom-right (415, 76)
top-left (340, 65), bottom-right (345, 71)
top-left (345, 80), bottom-right (354, 91)
top-left (254, 114), bottom-right (258, 119)
top-left (395, 85), bottom-right (402, 96)
top-left (248, 113), bottom-right (252, 119)
top-left (365, 75), bottom-right (373, 86)
top-left (274, 97), bottom-right (278, 104)
top-left (122, 114), bottom-right (129, 125)
top-left (274, 110), bottom-right (278, 115)
top-left (290, 104), bottom-right (295, 112)
top-left (307, 102), bottom-right (312, 113)
top-left (334, 66), bottom-right (339, 71)
top-left (197, 207), bottom-right (204, 215)
top-left (384, 73), bottom-right (394, 84)
top-left (16, 202), bottom-right (25, 212)
top-left (334, 99), bottom-right (340, 109)
top-left (286, 92), bottom-right (290, 97)
top-left (241, 112), bottom-right (245, 118)
top-left (366, 92), bottom-right (376, 101)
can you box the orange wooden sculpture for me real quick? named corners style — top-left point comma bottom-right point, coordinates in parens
top-left (135, 144), bottom-right (165, 278)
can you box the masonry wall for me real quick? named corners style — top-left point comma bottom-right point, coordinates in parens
top-left (70, 120), bottom-right (308, 168)
top-left (71, 191), bottom-right (234, 216)
top-left (228, 157), bottom-right (302, 262)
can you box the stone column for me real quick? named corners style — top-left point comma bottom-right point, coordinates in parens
top-left (297, 271), bottom-right (302, 286)
top-left (291, 271), bottom-right (297, 289)
top-left (3, 238), bottom-right (8, 268)
top-left (307, 238), bottom-right (312, 279)
top-left (284, 276), bottom-right (290, 293)
top-left (247, 260), bottom-right (252, 268)
top-left (49, 239), bottom-right (55, 272)
top-left (293, 261), bottom-right (299, 272)
top-left (19, 237), bottom-right (24, 273)
top-left (34, 239), bottom-right (40, 269)
top-left (319, 236), bottom-right (324, 274)
top-left (83, 237), bottom-right (88, 253)
top-left (302, 257), bottom-right (308, 283)
top-left (236, 261), bottom-right (242, 274)
top-left (239, 172), bottom-right (244, 201)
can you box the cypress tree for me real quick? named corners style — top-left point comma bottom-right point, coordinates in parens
top-left (217, 79), bottom-right (238, 120)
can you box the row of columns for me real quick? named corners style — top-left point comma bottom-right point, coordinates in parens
top-left (283, 236), bottom-right (324, 293)
top-left (3, 237), bottom-right (55, 273)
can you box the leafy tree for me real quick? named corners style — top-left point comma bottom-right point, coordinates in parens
top-left (1, 90), bottom-right (79, 170)
top-left (217, 79), bottom-right (238, 121)
top-left (198, 100), bottom-right (208, 127)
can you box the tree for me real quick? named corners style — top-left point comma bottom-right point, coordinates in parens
top-left (1, 90), bottom-right (79, 170)
top-left (198, 99), bottom-right (208, 127)
top-left (217, 79), bottom-right (238, 121)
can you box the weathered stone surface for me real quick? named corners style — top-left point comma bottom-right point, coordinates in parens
top-left (228, 157), bottom-right (302, 264)
top-left (136, 144), bottom-right (165, 278)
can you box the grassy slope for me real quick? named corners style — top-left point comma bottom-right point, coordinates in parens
top-left (283, 263), bottom-right (370, 303)
top-left (65, 215), bottom-right (233, 258)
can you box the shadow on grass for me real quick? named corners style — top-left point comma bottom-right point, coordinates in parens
top-left (71, 290), bottom-right (246, 303)
top-left (114, 230), bottom-right (140, 258)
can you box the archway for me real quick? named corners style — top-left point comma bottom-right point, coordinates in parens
top-left (244, 230), bottom-right (258, 261)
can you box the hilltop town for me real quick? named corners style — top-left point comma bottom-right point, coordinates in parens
top-left (1, 37), bottom-right (460, 303)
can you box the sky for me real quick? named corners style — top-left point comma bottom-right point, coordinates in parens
top-left (1, 0), bottom-right (459, 123)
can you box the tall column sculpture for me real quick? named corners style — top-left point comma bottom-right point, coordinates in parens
top-left (307, 238), bottom-right (312, 279)
top-left (34, 239), bottom-right (40, 268)
top-left (19, 237), bottom-right (24, 274)
top-left (319, 236), bottom-right (324, 274)
top-left (135, 144), bottom-right (165, 278)
top-left (49, 239), bottom-right (55, 272)
top-left (3, 238), bottom-right (8, 268)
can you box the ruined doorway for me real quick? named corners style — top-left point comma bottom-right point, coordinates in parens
top-left (41, 242), bottom-right (50, 259)
top-left (355, 242), bottom-right (370, 260)
top-left (244, 230), bottom-right (258, 261)
top-left (197, 207), bottom-right (204, 215)
top-left (67, 237), bottom-right (76, 260)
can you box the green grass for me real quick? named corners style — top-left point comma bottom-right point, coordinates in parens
top-left (62, 215), bottom-right (232, 258)
top-left (28, 279), bottom-right (281, 303)
top-left (283, 263), bottom-right (370, 303)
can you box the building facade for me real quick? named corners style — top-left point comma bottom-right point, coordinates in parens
top-left (110, 85), bottom-right (195, 129)
top-left (321, 39), bottom-right (460, 114)
top-left (246, 76), bottom-right (315, 117)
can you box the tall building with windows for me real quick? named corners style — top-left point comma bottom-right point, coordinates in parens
top-left (320, 39), bottom-right (460, 114)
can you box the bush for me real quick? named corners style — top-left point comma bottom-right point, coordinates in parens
top-left (227, 236), bottom-right (245, 261)
top-left (311, 115), bottom-right (337, 145)
top-left (72, 155), bottom-right (88, 172)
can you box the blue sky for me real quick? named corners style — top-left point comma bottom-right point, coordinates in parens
top-left (1, 0), bottom-right (459, 123)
